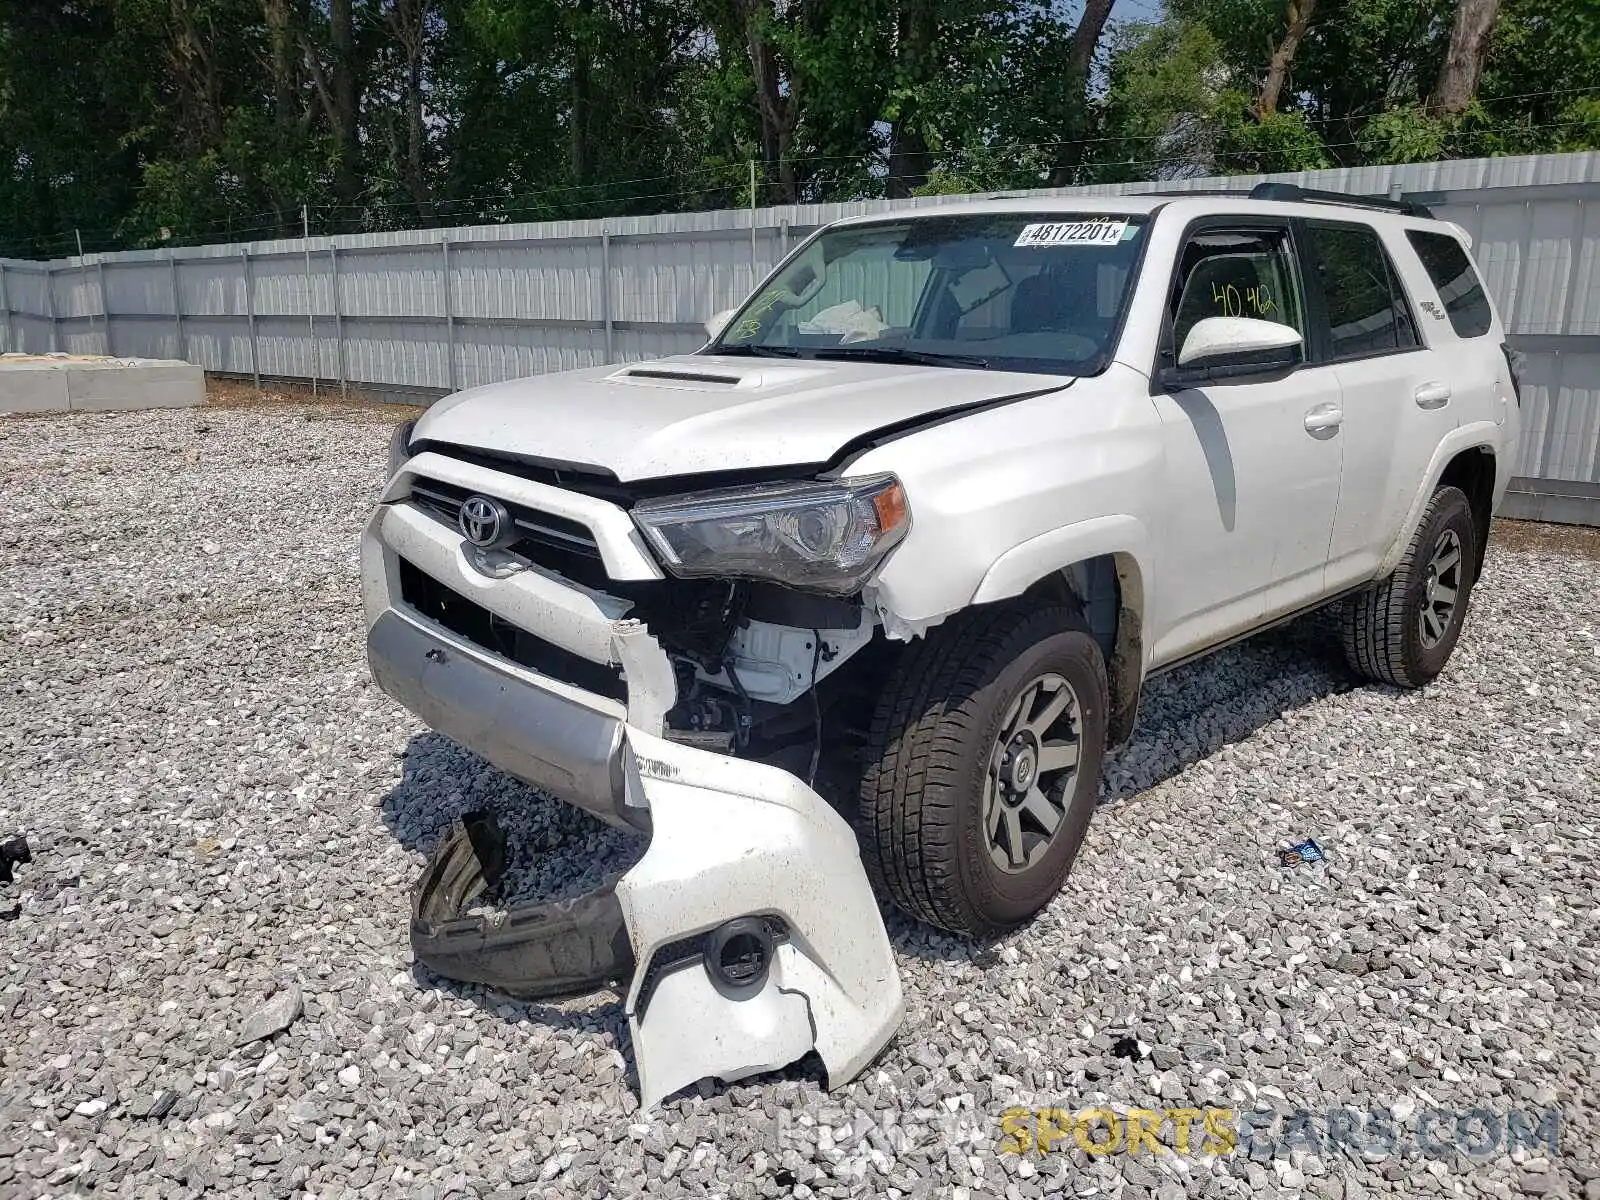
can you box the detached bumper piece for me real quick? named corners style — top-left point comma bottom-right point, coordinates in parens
top-left (408, 729), bottom-right (905, 1110)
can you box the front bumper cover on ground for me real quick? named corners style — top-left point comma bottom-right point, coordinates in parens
top-left (410, 727), bottom-right (905, 1110)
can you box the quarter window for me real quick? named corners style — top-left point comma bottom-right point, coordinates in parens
top-left (1305, 224), bottom-right (1420, 359)
top-left (1405, 230), bottom-right (1493, 338)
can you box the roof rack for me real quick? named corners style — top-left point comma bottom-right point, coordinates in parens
top-left (1140, 188), bottom-right (1256, 199)
top-left (1247, 182), bottom-right (1434, 219)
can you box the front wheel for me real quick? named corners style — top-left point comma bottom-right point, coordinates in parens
top-left (1342, 484), bottom-right (1479, 688)
top-left (857, 603), bottom-right (1108, 938)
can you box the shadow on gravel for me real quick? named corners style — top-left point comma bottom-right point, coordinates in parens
top-left (1098, 604), bottom-right (1357, 804)
top-left (374, 605), bottom-right (1358, 1093)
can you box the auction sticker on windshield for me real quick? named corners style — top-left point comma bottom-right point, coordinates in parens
top-left (1014, 219), bottom-right (1130, 247)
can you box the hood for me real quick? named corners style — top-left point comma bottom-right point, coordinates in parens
top-left (413, 355), bottom-right (1068, 481)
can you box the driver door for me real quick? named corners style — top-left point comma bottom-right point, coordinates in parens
top-left (1148, 219), bottom-right (1345, 667)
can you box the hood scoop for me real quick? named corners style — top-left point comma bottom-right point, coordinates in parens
top-left (619, 366), bottom-right (742, 386)
top-left (608, 359), bottom-right (831, 393)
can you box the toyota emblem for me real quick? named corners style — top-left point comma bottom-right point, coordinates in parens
top-left (457, 494), bottom-right (513, 549)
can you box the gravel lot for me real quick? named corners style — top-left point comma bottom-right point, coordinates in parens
top-left (1, 399), bottom-right (1597, 1200)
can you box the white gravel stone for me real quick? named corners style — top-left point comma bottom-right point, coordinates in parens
top-left (1, 404), bottom-right (1598, 1199)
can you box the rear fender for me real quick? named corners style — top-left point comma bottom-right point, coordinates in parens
top-left (1377, 424), bottom-right (1503, 579)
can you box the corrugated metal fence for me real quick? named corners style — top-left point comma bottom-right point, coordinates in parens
top-left (2, 152), bottom-right (1598, 522)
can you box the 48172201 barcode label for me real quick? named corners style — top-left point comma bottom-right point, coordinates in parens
top-left (1013, 219), bottom-right (1129, 248)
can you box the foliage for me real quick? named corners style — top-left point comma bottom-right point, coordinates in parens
top-left (1356, 106), bottom-right (1453, 165)
top-left (1093, 18), bottom-right (1228, 182)
top-left (1216, 99), bottom-right (1331, 173)
top-left (0, 0), bottom-right (1594, 257)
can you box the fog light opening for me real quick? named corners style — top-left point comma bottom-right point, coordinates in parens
top-left (705, 917), bottom-right (776, 999)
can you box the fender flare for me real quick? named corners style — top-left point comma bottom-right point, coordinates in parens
top-left (1376, 423), bottom-right (1502, 580)
top-left (969, 514), bottom-right (1154, 746)
top-left (971, 513), bottom-right (1153, 618)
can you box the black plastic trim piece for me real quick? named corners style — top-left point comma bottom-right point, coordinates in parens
top-left (1147, 581), bottom-right (1371, 677)
top-left (1249, 182), bottom-right (1435, 219)
top-left (622, 368), bottom-right (742, 385)
top-left (705, 917), bottom-right (778, 999)
top-left (633, 914), bottom-right (790, 1019)
top-left (411, 811), bottom-right (636, 1001)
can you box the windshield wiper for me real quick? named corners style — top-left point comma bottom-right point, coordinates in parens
top-left (710, 344), bottom-right (806, 358)
top-left (809, 346), bottom-right (990, 369)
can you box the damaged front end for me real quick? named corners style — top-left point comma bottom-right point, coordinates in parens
top-left (367, 448), bottom-right (904, 1108)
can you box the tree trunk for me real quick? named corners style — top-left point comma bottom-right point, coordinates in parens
top-left (743, 0), bottom-right (801, 204)
top-left (1253, 0), bottom-right (1317, 118)
top-left (1049, 0), bottom-right (1116, 186)
top-left (1427, 0), bottom-right (1501, 116)
top-left (262, 0), bottom-right (297, 134)
top-left (570, 0), bottom-right (595, 188)
top-left (886, 0), bottom-right (937, 199)
top-left (330, 0), bottom-right (362, 216)
top-left (386, 0), bottom-right (435, 221)
top-left (168, 0), bottom-right (225, 152)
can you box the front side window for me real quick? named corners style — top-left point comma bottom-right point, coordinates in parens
top-left (1305, 223), bottom-right (1420, 359)
top-left (1168, 228), bottom-right (1305, 356)
top-left (711, 213), bottom-right (1149, 376)
top-left (1405, 230), bottom-right (1493, 338)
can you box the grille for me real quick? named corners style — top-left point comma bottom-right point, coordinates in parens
top-left (398, 559), bottom-right (627, 703)
top-left (408, 476), bottom-right (613, 590)
top-left (410, 477), bottom-right (602, 558)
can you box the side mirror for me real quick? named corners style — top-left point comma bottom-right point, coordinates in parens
top-left (1162, 316), bottom-right (1303, 387)
top-left (704, 309), bottom-right (737, 340)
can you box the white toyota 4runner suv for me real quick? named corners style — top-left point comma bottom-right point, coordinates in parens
top-left (364, 183), bottom-right (1519, 1105)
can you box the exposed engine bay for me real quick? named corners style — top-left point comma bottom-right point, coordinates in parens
top-left (396, 512), bottom-right (884, 787)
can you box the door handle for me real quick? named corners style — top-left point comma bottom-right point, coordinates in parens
top-left (1303, 404), bottom-right (1343, 433)
top-left (1415, 382), bottom-right (1452, 409)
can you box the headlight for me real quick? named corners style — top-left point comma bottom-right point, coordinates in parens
top-left (387, 419), bottom-right (416, 479)
top-left (632, 475), bottom-right (910, 595)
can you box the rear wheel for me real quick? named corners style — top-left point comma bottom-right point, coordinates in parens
top-left (1343, 484), bottom-right (1478, 687)
top-left (857, 603), bottom-right (1108, 938)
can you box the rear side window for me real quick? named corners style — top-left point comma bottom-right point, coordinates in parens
top-left (1305, 223), bottom-right (1419, 359)
top-left (1405, 230), bottom-right (1493, 338)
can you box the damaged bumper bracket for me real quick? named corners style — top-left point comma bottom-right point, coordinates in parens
top-left (411, 811), bottom-right (636, 1000)
top-left (409, 729), bottom-right (905, 1110)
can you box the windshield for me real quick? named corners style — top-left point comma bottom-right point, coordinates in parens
top-left (709, 212), bottom-right (1149, 376)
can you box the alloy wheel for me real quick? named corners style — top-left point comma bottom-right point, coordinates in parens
top-left (982, 672), bottom-right (1084, 874)
top-left (1418, 528), bottom-right (1463, 649)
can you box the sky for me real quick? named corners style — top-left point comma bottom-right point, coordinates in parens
top-left (1113, 0), bottom-right (1167, 24)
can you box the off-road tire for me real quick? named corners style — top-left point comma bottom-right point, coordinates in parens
top-left (857, 602), bottom-right (1108, 938)
top-left (1342, 484), bottom-right (1478, 688)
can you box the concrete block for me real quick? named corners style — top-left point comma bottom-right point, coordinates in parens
top-left (66, 362), bottom-right (204, 412)
top-left (0, 355), bottom-right (204, 416)
top-left (0, 367), bottom-right (69, 414)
